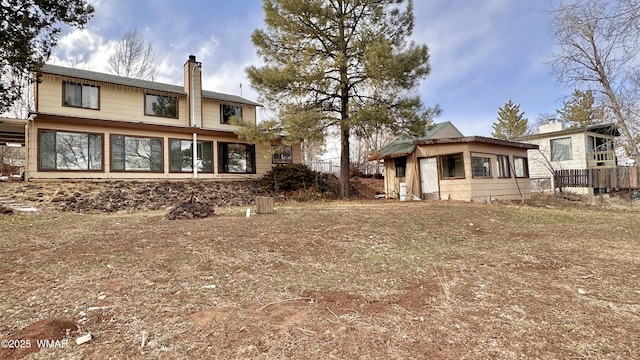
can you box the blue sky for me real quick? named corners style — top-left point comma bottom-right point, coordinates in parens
top-left (50, 0), bottom-right (567, 145)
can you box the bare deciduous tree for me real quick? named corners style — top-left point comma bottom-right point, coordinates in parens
top-left (108, 29), bottom-right (156, 80)
top-left (351, 123), bottom-right (394, 174)
top-left (529, 113), bottom-right (557, 135)
top-left (549, 0), bottom-right (640, 164)
top-left (1, 71), bottom-right (33, 118)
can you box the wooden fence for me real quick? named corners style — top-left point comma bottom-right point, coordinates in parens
top-left (554, 167), bottom-right (639, 189)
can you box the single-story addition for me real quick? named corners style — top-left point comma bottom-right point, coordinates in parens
top-left (377, 135), bottom-right (539, 202)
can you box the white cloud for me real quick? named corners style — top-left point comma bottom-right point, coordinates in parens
top-left (197, 36), bottom-right (221, 61)
top-left (154, 56), bottom-right (182, 85)
top-left (202, 60), bottom-right (258, 99)
top-left (56, 29), bottom-right (102, 56)
top-left (49, 29), bottom-right (115, 72)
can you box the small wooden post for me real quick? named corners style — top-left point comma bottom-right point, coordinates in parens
top-left (256, 196), bottom-right (274, 214)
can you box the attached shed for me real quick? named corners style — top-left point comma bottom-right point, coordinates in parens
top-left (379, 136), bottom-right (539, 202)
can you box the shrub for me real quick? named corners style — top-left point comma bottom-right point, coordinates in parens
top-left (260, 163), bottom-right (321, 192)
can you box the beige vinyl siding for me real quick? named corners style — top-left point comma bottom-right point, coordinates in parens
top-left (202, 99), bottom-right (257, 130)
top-left (38, 74), bottom-right (190, 126)
top-left (383, 142), bottom-right (532, 202)
top-left (438, 180), bottom-right (469, 200)
top-left (468, 177), bottom-right (530, 201)
top-left (26, 121), bottom-right (280, 180)
top-left (383, 152), bottom-right (417, 199)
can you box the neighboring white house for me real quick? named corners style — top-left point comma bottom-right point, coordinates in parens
top-left (519, 121), bottom-right (620, 195)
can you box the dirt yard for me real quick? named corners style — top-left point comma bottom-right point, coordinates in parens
top-left (0, 182), bottom-right (639, 359)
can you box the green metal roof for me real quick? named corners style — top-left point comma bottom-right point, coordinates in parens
top-left (378, 121), bottom-right (461, 159)
top-left (40, 64), bottom-right (261, 107)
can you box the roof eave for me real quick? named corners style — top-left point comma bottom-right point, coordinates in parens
top-left (40, 64), bottom-right (261, 107)
top-left (414, 136), bottom-right (539, 150)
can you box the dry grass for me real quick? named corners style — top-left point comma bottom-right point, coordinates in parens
top-left (1, 197), bottom-right (639, 359)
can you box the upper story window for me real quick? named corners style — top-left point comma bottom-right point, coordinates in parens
top-left (63, 81), bottom-right (99, 109)
top-left (145, 94), bottom-right (178, 118)
top-left (272, 145), bottom-right (293, 164)
top-left (221, 104), bottom-right (243, 124)
top-left (587, 135), bottom-right (613, 152)
top-left (550, 137), bottom-right (572, 161)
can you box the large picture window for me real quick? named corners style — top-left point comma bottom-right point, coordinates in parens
top-left (39, 130), bottom-right (102, 171)
top-left (63, 81), bottom-right (99, 109)
top-left (169, 139), bottom-right (213, 172)
top-left (550, 137), bottom-right (572, 161)
top-left (439, 153), bottom-right (464, 179)
top-left (219, 142), bottom-right (255, 173)
top-left (513, 157), bottom-right (529, 178)
top-left (221, 104), bottom-right (243, 124)
top-left (272, 145), bottom-right (293, 164)
top-left (145, 94), bottom-right (178, 118)
top-left (111, 135), bottom-right (162, 172)
top-left (471, 156), bottom-right (491, 177)
top-left (496, 155), bottom-right (511, 178)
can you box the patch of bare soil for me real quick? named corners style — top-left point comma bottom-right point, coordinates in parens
top-left (1, 188), bottom-right (638, 358)
top-left (0, 319), bottom-right (78, 359)
top-left (350, 176), bottom-right (384, 199)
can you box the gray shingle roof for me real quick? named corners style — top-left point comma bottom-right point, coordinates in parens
top-left (40, 64), bottom-right (261, 107)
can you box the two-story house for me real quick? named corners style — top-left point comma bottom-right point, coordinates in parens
top-left (24, 55), bottom-right (298, 180)
top-left (521, 120), bottom-right (620, 194)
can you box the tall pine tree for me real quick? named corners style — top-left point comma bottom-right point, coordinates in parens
top-left (245, 0), bottom-right (440, 197)
top-left (557, 89), bottom-right (603, 129)
top-left (491, 100), bottom-right (528, 140)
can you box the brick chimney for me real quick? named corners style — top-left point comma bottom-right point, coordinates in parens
top-left (184, 55), bottom-right (202, 127)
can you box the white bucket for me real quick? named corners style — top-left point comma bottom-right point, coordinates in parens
top-left (399, 182), bottom-right (407, 201)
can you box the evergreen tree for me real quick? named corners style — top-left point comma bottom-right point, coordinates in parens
top-left (245, 0), bottom-right (440, 197)
top-left (0, 0), bottom-right (94, 114)
top-left (491, 100), bottom-right (528, 140)
top-left (557, 89), bottom-right (603, 128)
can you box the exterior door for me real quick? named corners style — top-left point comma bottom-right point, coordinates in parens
top-left (420, 157), bottom-right (439, 200)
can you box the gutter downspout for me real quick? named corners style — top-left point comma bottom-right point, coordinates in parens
top-left (191, 61), bottom-right (201, 178)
